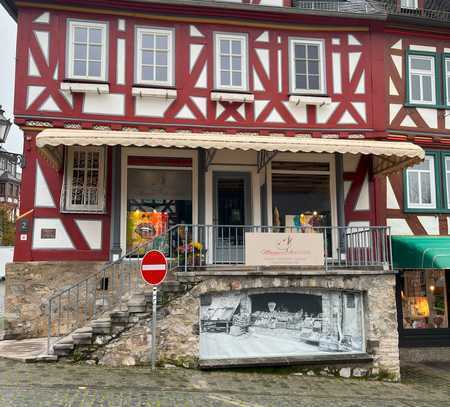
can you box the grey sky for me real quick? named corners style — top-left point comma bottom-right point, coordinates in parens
top-left (0, 7), bottom-right (23, 155)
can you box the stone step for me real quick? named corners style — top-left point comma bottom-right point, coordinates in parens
top-left (72, 332), bottom-right (93, 345)
top-left (91, 317), bottom-right (112, 327)
top-left (73, 326), bottom-right (93, 334)
top-left (53, 342), bottom-right (74, 356)
top-left (91, 322), bottom-right (112, 335)
top-left (127, 304), bottom-right (147, 313)
top-left (57, 335), bottom-right (74, 345)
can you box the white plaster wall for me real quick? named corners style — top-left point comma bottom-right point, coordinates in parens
top-left (387, 218), bottom-right (413, 235)
top-left (32, 218), bottom-right (74, 249)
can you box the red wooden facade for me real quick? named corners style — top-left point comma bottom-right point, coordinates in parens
top-left (8, 0), bottom-right (450, 262)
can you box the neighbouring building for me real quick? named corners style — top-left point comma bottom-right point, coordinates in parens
top-left (374, 1), bottom-right (450, 359)
top-left (0, 147), bottom-right (21, 222)
top-left (4, 0), bottom-right (447, 378)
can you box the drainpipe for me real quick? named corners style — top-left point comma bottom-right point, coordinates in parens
top-left (198, 149), bottom-right (205, 225)
top-left (335, 153), bottom-right (346, 256)
top-left (110, 146), bottom-right (122, 261)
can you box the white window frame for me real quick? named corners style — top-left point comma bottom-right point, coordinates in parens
top-left (406, 155), bottom-right (437, 209)
top-left (289, 38), bottom-right (326, 95)
top-left (445, 57), bottom-right (450, 106)
top-left (408, 54), bottom-right (436, 105)
top-left (214, 32), bottom-right (248, 92)
top-left (62, 146), bottom-right (107, 213)
top-left (135, 27), bottom-right (175, 87)
top-left (401, 0), bottom-right (418, 9)
top-left (444, 156), bottom-right (450, 209)
top-left (66, 19), bottom-right (108, 82)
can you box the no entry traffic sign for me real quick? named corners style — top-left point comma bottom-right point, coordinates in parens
top-left (141, 250), bottom-right (168, 286)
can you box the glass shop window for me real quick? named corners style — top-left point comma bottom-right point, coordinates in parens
top-left (272, 161), bottom-right (332, 230)
top-left (271, 160), bottom-right (332, 255)
top-left (401, 270), bottom-right (449, 329)
top-left (126, 167), bottom-right (192, 252)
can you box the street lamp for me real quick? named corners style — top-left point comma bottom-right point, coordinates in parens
top-left (0, 106), bottom-right (12, 144)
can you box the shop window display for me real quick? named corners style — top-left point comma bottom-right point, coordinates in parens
top-left (271, 161), bottom-right (332, 253)
top-left (401, 270), bottom-right (448, 329)
top-left (271, 162), bottom-right (331, 230)
top-left (127, 168), bottom-right (192, 251)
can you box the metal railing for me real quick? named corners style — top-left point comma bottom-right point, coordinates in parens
top-left (166, 224), bottom-right (392, 272)
top-left (46, 229), bottom-right (173, 354)
top-left (381, 2), bottom-right (450, 22)
top-left (292, 1), bottom-right (450, 22)
top-left (294, 0), bottom-right (382, 14)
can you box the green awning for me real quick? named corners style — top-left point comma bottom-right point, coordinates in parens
top-left (392, 236), bottom-right (450, 269)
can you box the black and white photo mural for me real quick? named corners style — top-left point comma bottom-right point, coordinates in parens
top-left (199, 289), bottom-right (365, 363)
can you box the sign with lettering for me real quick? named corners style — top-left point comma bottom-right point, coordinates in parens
top-left (245, 233), bottom-right (324, 266)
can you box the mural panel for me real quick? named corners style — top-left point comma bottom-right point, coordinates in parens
top-left (199, 289), bottom-right (364, 362)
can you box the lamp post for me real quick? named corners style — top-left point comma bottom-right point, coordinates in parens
top-left (0, 105), bottom-right (25, 168)
top-left (0, 106), bottom-right (12, 144)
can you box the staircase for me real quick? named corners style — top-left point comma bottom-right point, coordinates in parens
top-left (51, 281), bottom-right (186, 359)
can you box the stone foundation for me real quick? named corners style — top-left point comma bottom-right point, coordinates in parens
top-left (86, 271), bottom-right (401, 380)
top-left (4, 261), bottom-right (105, 339)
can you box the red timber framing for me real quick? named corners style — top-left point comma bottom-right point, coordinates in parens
top-left (8, 0), bottom-right (428, 262)
top-left (378, 23), bottom-right (450, 237)
top-left (15, 130), bottom-right (112, 261)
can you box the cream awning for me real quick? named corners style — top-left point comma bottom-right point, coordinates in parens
top-left (36, 129), bottom-right (424, 175)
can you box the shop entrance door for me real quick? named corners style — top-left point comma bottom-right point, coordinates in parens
top-left (213, 172), bottom-right (251, 264)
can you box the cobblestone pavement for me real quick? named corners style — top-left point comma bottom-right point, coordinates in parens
top-left (0, 359), bottom-right (449, 406)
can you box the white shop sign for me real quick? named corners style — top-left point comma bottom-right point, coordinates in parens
top-left (245, 233), bottom-right (324, 266)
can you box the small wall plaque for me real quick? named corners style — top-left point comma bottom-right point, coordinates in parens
top-left (41, 228), bottom-right (56, 239)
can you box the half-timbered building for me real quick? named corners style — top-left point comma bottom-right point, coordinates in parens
top-left (1, 0), bottom-right (441, 376)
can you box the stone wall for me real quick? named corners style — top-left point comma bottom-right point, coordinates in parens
top-left (4, 261), bottom-right (105, 339)
top-left (93, 271), bottom-right (401, 380)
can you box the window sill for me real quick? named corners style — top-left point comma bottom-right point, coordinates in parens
top-left (404, 103), bottom-right (448, 110)
top-left (132, 87), bottom-right (177, 99)
top-left (60, 208), bottom-right (107, 215)
top-left (403, 208), bottom-right (450, 214)
top-left (60, 82), bottom-right (110, 95)
top-left (210, 91), bottom-right (254, 103)
top-left (289, 95), bottom-right (332, 106)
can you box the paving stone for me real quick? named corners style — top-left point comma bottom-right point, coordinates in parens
top-left (0, 359), bottom-right (448, 406)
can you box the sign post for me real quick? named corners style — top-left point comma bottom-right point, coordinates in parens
top-left (140, 250), bottom-right (168, 370)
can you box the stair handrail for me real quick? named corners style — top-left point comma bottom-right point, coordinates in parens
top-left (46, 225), bottom-right (178, 354)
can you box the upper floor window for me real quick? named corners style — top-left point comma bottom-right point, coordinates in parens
top-left (406, 155), bottom-right (436, 210)
top-left (135, 27), bottom-right (174, 87)
top-left (67, 20), bottom-right (108, 82)
top-left (407, 54), bottom-right (436, 105)
top-left (401, 0), bottom-right (418, 9)
top-left (214, 33), bottom-right (248, 91)
top-left (289, 38), bottom-right (326, 95)
top-left (62, 147), bottom-right (106, 213)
